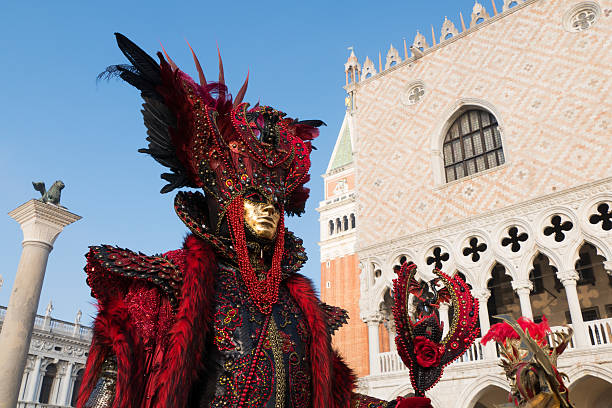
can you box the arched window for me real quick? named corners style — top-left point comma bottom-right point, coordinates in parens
top-left (329, 220), bottom-right (334, 235)
top-left (350, 213), bottom-right (356, 229)
top-left (343, 216), bottom-right (349, 231)
top-left (39, 363), bottom-right (57, 403)
top-left (71, 369), bottom-right (85, 407)
top-left (336, 218), bottom-right (342, 232)
top-left (443, 109), bottom-right (504, 182)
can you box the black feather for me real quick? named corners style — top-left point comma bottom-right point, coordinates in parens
top-left (97, 64), bottom-right (138, 82)
top-left (114, 33), bottom-right (161, 85)
top-left (102, 33), bottom-right (198, 193)
top-left (296, 119), bottom-right (326, 127)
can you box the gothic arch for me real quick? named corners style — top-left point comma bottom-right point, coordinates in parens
top-left (480, 256), bottom-right (516, 288)
top-left (518, 244), bottom-right (563, 282)
top-left (373, 281), bottom-right (394, 313)
top-left (566, 364), bottom-right (612, 408)
top-left (429, 98), bottom-right (507, 186)
top-left (565, 237), bottom-right (611, 271)
top-left (455, 374), bottom-right (509, 408)
top-left (566, 363), bottom-right (612, 386)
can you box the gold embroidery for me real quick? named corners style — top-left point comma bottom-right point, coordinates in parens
top-left (268, 318), bottom-right (286, 408)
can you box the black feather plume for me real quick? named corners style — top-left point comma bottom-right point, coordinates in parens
top-left (101, 33), bottom-right (198, 194)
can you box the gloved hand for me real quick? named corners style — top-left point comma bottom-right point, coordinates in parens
top-left (395, 396), bottom-right (433, 408)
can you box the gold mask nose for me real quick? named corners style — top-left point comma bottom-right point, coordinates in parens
top-left (243, 199), bottom-right (281, 240)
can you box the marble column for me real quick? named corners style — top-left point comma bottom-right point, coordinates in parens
top-left (18, 357), bottom-right (33, 402)
top-left (559, 271), bottom-right (589, 347)
top-left (25, 355), bottom-right (43, 402)
top-left (59, 362), bottom-right (74, 405)
top-left (384, 318), bottom-right (397, 352)
top-left (0, 200), bottom-right (80, 407)
top-left (439, 303), bottom-right (450, 337)
top-left (364, 313), bottom-right (382, 375)
top-left (511, 280), bottom-right (534, 320)
top-left (473, 288), bottom-right (496, 359)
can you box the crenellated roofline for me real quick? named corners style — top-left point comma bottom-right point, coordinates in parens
top-left (343, 0), bottom-right (541, 90)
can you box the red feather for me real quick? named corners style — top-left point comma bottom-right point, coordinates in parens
top-left (150, 235), bottom-right (216, 407)
top-left (286, 275), bottom-right (332, 408)
top-left (481, 316), bottom-right (551, 346)
top-left (331, 352), bottom-right (358, 408)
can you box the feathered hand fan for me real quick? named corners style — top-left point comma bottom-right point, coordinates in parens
top-left (392, 263), bottom-right (480, 396)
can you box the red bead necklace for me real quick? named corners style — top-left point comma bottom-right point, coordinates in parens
top-left (227, 195), bottom-right (285, 315)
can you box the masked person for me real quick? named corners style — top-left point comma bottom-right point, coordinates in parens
top-left (77, 34), bottom-right (432, 408)
top-left (481, 316), bottom-right (574, 408)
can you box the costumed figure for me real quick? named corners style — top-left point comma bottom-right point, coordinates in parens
top-left (78, 34), bottom-right (480, 408)
top-left (481, 315), bottom-right (574, 408)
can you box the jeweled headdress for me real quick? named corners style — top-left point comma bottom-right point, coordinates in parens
top-left (481, 316), bottom-right (574, 408)
top-left (103, 33), bottom-right (322, 313)
top-left (392, 263), bottom-right (480, 396)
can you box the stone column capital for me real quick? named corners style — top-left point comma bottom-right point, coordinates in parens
top-left (511, 280), bottom-right (533, 293)
top-left (362, 312), bottom-right (383, 325)
top-left (558, 271), bottom-right (579, 285)
top-left (9, 200), bottom-right (81, 247)
top-left (472, 287), bottom-right (491, 301)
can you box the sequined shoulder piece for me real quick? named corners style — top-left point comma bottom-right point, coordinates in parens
top-left (87, 245), bottom-right (183, 310)
top-left (319, 302), bottom-right (349, 335)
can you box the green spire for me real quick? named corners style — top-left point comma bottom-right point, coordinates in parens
top-left (329, 114), bottom-right (353, 171)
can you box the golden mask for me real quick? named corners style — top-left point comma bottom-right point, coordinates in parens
top-left (243, 199), bottom-right (281, 240)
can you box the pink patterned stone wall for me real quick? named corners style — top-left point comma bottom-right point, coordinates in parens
top-left (354, 0), bottom-right (612, 250)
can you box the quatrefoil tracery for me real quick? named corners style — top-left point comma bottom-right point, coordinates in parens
top-left (543, 215), bottom-right (573, 242)
top-left (426, 247), bottom-right (449, 270)
top-left (589, 203), bottom-right (612, 231)
top-left (501, 227), bottom-right (529, 252)
top-left (462, 237), bottom-right (487, 262)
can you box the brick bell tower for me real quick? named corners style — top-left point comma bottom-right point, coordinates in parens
top-left (317, 52), bottom-right (369, 376)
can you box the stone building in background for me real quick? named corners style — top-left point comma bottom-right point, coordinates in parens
top-left (0, 304), bottom-right (91, 407)
top-left (320, 0), bottom-right (612, 407)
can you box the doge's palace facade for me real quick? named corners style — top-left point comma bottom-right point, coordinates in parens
top-left (320, 1), bottom-right (612, 407)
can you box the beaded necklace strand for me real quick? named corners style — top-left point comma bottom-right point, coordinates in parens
top-left (227, 195), bottom-right (285, 315)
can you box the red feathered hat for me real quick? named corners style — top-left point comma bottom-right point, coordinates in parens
top-left (102, 33), bottom-right (322, 313)
top-left (103, 33), bottom-right (322, 217)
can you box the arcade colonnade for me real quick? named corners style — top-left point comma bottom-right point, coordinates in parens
top-left (358, 183), bottom-right (612, 374)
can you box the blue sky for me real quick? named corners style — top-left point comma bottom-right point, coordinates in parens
top-left (0, 0), bottom-right (491, 323)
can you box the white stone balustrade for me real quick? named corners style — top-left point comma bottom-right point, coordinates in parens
top-left (375, 318), bottom-right (612, 375)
